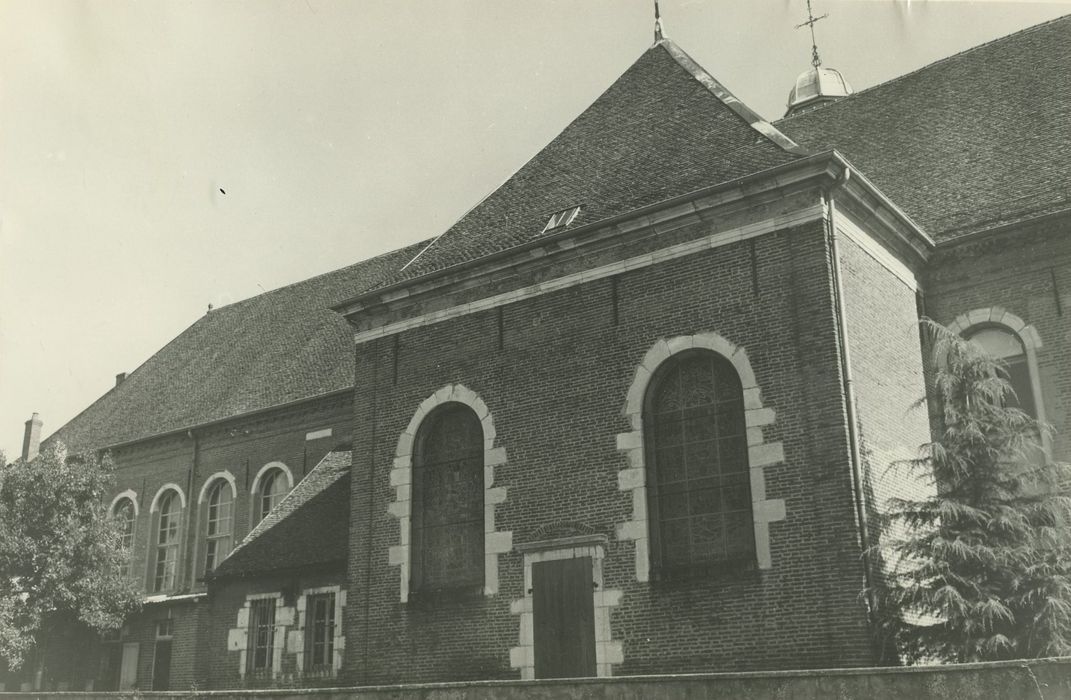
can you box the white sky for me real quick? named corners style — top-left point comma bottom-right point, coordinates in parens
top-left (2, 0), bottom-right (1069, 458)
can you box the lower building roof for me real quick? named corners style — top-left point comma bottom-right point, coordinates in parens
top-left (208, 450), bottom-right (351, 580)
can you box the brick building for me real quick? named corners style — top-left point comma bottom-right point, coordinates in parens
top-left (13, 14), bottom-right (1070, 691)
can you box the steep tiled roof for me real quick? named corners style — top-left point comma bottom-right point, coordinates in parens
top-left (209, 450), bottom-right (350, 579)
top-left (385, 39), bottom-right (804, 284)
top-left (777, 14), bottom-right (1071, 241)
top-left (52, 21), bottom-right (1070, 453)
top-left (51, 241), bottom-right (429, 451)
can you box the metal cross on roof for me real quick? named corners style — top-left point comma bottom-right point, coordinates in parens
top-left (795, 0), bottom-right (828, 68)
top-left (654, 1), bottom-right (665, 42)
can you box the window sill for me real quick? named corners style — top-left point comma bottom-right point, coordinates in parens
top-left (302, 665), bottom-right (337, 679)
top-left (407, 584), bottom-right (486, 609)
top-left (649, 559), bottom-right (759, 587)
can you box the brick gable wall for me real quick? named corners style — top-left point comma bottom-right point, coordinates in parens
top-left (345, 219), bottom-right (875, 684)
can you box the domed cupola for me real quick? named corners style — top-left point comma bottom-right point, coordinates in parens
top-left (785, 0), bottom-right (853, 117)
top-left (785, 66), bottom-right (853, 117)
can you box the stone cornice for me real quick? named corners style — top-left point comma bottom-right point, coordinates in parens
top-left (336, 152), bottom-right (931, 335)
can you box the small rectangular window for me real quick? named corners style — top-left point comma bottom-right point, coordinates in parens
top-left (155, 619), bottom-right (173, 639)
top-left (542, 206), bottom-right (581, 233)
top-left (247, 599), bottom-right (276, 674)
top-left (304, 592), bottom-right (336, 670)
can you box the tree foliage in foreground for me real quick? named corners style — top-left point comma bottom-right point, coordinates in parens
top-left (0, 442), bottom-right (141, 674)
top-left (877, 321), bottom-right (1071, 662)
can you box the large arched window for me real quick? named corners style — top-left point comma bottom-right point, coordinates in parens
top-left (204, 479), bottom-right (234, 573)
top-left (112, 497), bottom-right (136, 578)
top-left (644, 350), bottom-right (753, 577)
top-left (411, 403), bottom-right (484, 593)
top-left (154, 490), bottom-right (182, 592)
top-left (965, 326), bottom-right (1038, 419)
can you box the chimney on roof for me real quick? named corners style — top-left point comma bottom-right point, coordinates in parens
top-left (21, 413), bottom-right (42, 462)
top-left (115, 372), bottom-right (127, 387)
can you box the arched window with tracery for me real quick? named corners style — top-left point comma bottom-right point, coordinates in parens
top-left (411, 403), bottom-right (484, 593)
top-left (112, 498), bottom-right (136, 578)
top-left (204, 479), bottom-right (234, 573)
top-left (965, 326), bottom-right (1038, 419)
top-left (154, 490), bottom-right (182, 592)
top-left (257, 468), bottom-right (289, 523)
top-left (644, 350), bottom-right (753, 577)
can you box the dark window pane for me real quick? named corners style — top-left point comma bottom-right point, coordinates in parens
top-left (655, 445), bottom-right (686, 485)
top-left (305, 592), bottom-right (335, 669)
top-left (660, 519), bottom-right (691, 567)
top-left (413, 405), bottom-right (485, 592)
top-left (659, 492), bottom-right (689, 517)
top-left (645, 352), bottom-right (756, 573)
top-left (247, 599), bottom-right (276, 673)
top-left (682, 406), bottom-right (716, 443)
top-left (722, 474), bottom-right (752, 511)
top-left (684, 439), bottom-right (718, 478)
top-left (690, 486), bottom-right (721, 515)
top-left (715, 401), bottom-right (746, 435)
top-left (653, 370), bottom-right (683, 413)
top-left (692, 515), bottom-right (725, 559)
top-left (653, 417), bottom-right (683, 446)
top-left (1006, 357), bottom-right (1037, 419)
top-left (718, 437), bottom-right (749, 473)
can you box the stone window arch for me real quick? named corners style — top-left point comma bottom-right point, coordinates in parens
top-left (616, 334), bottom-right (786, 582)
top-left (388, 383), bottom-right (512, 603)
top-left (643, 349), bottom-right (754, 577)
top-left (948, 308), bottom-right (1049, 455)
top-left (149, 484), bottom-right (186, 593)
top-left (410, 403), bottom-right (485, 594)
top-left (250, 462), bottom-right (294, 524)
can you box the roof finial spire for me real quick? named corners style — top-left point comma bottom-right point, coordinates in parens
top-left (795, 0), bottom-right (828, 68)
top-left (654, 1), bottom-right (665, 42)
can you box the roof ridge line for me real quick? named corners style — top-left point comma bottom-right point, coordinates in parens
top-left (776, 12), bottom-right (1071, 123)
top-left (656, 39), bottom-right (809, 156)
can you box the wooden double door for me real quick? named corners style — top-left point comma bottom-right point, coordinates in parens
top-left (531, 556), bottom-right (597, 679)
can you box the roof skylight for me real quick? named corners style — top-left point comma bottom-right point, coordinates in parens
top-left (542, 206), bottom-right (581, 233)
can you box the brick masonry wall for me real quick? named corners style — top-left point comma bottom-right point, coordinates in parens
top-left (203, 571), bottom-right (346, 689)
top-left (100, 598), bottom-right (204, 691)
top-left (345, 219), bottom-right (874, 684)
top-left (926, 214), bottom-right (1071, 462)
top-left (74, 394), bottom-right (354, 691)
top-left (835, 232), bottom-right (933, 589)
top-left (107, 393), bottom-right (352, 602)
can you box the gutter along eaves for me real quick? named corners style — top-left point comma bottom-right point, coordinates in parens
top-left (93, 387), bottom-right (354, 453)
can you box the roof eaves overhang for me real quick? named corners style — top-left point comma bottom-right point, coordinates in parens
top-left (142, 591), bottom-right (208, 605)
top-left (334, 151), bottom-right (930, 320)
top-left (825, 149), bottom-right (935, 261)
top-left (88, 387), bottom-right (353, 453)
top-left (205, 559), bottom-right (346, 584)
top-left (932, 205), bottom-right (1071, 249)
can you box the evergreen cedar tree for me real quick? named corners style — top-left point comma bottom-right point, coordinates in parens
top-left (0, 443), bottom-right (141, 680)
top-left (875, 320), bottom-right (1071, 662)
